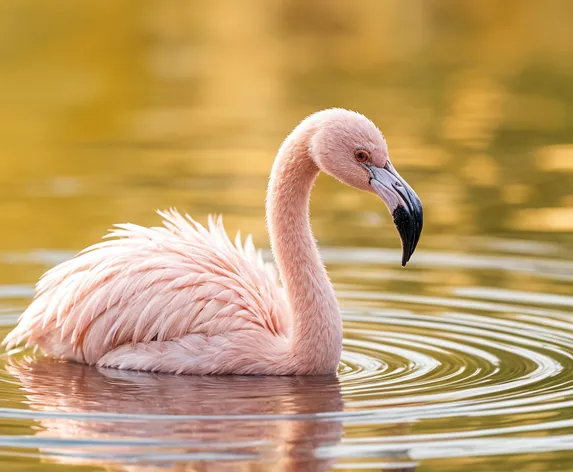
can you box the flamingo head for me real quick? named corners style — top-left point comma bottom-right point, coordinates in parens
top-left (309, 108), bottom-right (423, 267)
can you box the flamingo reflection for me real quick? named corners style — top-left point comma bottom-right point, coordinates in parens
top-left (7, 358), bottom-right (343, 471)
top-left (7, 359), bottom-right (417, 471)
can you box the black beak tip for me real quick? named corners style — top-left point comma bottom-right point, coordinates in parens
top-left (401, 244), bottom-right (413, 267)
top-left (393, 204), bottom-right (422, 268)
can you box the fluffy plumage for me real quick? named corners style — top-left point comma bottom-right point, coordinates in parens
top-left (4, 210), bottom-right (291, 374)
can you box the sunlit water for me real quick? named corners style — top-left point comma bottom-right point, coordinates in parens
top-left (1, 243), bottom-right (573, 471)
top-left (2, 1), bottom-right (573, 471)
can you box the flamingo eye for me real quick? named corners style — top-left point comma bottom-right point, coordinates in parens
top-left (354, 150), bottom-right (369, 163)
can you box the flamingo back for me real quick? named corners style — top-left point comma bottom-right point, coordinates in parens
top-left (3, 209), bottom-right (291, 369)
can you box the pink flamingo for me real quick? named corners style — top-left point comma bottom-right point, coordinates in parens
top-left (3, 108), bottom-right (422, 375)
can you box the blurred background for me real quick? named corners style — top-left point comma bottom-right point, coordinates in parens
top-left (1, 0), bottom-right (573, 262)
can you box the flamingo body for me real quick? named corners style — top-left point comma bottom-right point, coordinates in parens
top-left (4, 210), bottom-right (293, 374)
top-left (3, 108), bottom-right (423, 375)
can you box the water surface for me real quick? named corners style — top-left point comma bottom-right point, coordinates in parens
top-left (1, 1), bottom-right (573, 470)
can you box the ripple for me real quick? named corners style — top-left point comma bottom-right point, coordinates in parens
top-left (0, 247), bottom-right (573, 470)
top-left (0, 285), bottom-right (35, 299)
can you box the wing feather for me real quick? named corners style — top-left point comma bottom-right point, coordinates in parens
top-left (3, 209), bottom-right (290, 364)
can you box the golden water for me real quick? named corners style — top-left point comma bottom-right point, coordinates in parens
top-left (1, 1), bottom-right (573, 470)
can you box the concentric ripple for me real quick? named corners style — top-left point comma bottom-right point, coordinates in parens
top-left (1, 246), bottom-right (573, 470)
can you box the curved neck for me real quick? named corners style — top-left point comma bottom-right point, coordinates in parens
top-left (266, 124), bottom-right (342, 374)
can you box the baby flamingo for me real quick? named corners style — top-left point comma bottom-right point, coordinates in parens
top-left (3, 108), bottom-right (423, 375)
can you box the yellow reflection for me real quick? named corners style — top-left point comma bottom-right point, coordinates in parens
top-left (511, 208), bottom-right (573, 232)
top-left (537, 144), bottom-right (573, 171)
top-left (502, 184), bottom-right (530, 205)
top-left (461, 154), bottom-right (500, 187)
top-left (0, 0), bottom-right (572, 252)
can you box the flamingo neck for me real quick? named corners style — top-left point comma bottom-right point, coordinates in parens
top-left (266, 123), bottom-right (342, 374)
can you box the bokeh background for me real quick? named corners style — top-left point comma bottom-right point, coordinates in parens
top-left (2, 0), bottom-right (573, 258)
top-left (2, 1), bottom-right (573, 471)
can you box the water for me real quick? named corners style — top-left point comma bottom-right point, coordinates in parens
top-left (1, 1), bottom-right (573, 470)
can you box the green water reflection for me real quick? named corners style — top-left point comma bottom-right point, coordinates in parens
top-left (1, 1), bottom-right (573, 471)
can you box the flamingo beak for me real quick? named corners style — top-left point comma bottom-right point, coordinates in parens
top-left (366, 162), bottom-right (423, 267)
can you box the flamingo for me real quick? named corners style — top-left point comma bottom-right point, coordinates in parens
top-left (2, 108), bottom-right (423, 375)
